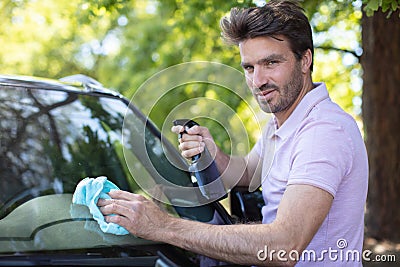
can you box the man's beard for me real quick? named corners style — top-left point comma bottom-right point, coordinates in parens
top-left (257, 63), bottom-right (304, 114)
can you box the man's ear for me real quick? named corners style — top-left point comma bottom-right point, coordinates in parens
top-left (301, 49), bottom-right (313, 73)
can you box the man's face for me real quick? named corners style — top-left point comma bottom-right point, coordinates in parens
top-left (239, 36), bottom-right (304, 114)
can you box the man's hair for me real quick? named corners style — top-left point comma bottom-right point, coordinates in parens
top-left (220, 0), bottom-right (314, 71)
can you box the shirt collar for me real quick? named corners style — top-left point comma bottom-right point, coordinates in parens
top-left (271, 82), bottom-right (330, 140)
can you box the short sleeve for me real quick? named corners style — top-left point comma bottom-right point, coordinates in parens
top-left (287, 119), bottom-right (354, 197)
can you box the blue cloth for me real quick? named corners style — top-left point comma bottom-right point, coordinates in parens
top-left (72, 176), bottom-right (129, 235)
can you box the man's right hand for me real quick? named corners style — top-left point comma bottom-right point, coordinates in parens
top-left (172, 123), bottom-right (256, 189)
top-left (171, 124), bottom-right (217, 160)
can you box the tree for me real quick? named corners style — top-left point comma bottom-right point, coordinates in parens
top-left (362, 7), bottom-right (400, 242)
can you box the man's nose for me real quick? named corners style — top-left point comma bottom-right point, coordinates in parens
top-left (252, 67), bottom-right (269, 89)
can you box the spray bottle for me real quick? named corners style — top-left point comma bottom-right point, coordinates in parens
top-left (173, 119), bottom-right (226, 200)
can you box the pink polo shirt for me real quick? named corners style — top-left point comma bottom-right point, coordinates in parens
top-left (253, 83), bottom-right (368, 266)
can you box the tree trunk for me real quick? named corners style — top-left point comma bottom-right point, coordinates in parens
top-left (362, 10), bottom-right (400, 242)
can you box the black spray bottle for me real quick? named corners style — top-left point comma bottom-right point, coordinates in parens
top-left (173, 119), bottom-right (226, 200)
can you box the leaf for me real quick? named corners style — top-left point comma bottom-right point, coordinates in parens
top-left (366, 0), bottom-right (380, 11)
top-left (392, 0), bottom-right (399, 11)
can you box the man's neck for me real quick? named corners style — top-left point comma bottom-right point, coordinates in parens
top-left (274, 79), bottom-right (314, 128)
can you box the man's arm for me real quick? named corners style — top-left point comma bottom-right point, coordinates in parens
top-left (99, 184), bottom-right (333, 266)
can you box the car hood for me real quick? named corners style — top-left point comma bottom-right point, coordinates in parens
top-left (0, 194), bottom-right (156, 253)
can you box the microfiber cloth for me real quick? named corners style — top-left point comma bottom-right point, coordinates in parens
top-left (72, 176), bottom-right (129, 235)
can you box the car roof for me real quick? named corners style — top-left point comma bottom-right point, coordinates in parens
top-left (0, 74), bottom-right (123, 99)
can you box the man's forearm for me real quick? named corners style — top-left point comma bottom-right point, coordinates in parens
top-left (156, 216), bottom-right (294, 266)
top-left (151, 184), bottom-right (332, 266)
top-left (101, 185), bottom-right (331, 267)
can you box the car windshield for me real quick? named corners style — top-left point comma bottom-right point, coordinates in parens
top-left (0, 81), bottom-right (226, 257)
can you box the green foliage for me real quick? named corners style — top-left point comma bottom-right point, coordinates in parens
top-left (0, 0), bottom-right (129, 78)
top-left (363, 0), bottom-right (400, 17)
top-left (0, 0), bottom-right (387, 153)
top-left (96, 0), bottom-right (365, 153)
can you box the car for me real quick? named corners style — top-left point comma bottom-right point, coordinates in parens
top-left (0, 74), bottom-right (263, 267)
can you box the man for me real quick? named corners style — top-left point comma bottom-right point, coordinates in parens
top-left (98, 0), bottom-right (368, 265)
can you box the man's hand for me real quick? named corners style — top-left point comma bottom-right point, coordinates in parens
top-left (98, 190), bottom-right (170, 240)
top-left (171, 123), bottom-right (256, 189)
top-left (171, 124), bottom-right (218, 160)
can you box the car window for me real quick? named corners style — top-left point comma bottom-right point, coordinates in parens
top-left (0, 84), bottom-right (220, 255)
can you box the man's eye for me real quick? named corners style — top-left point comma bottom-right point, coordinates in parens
top-left (244, 66), bottom-right (254, 72)
top-left (267, 61), bottom-right (278, 66)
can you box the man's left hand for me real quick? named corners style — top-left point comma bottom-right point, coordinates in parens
top-left (98, 190), bottom-right (170, 240)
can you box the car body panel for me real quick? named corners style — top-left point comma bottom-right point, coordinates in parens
top-left (0, 194), bottom-right (158, 252)
top-left (0, 74), bottom-right (236, 266)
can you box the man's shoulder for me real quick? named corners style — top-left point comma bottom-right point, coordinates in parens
top-left (307, 97), bottom-right (359, 134)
